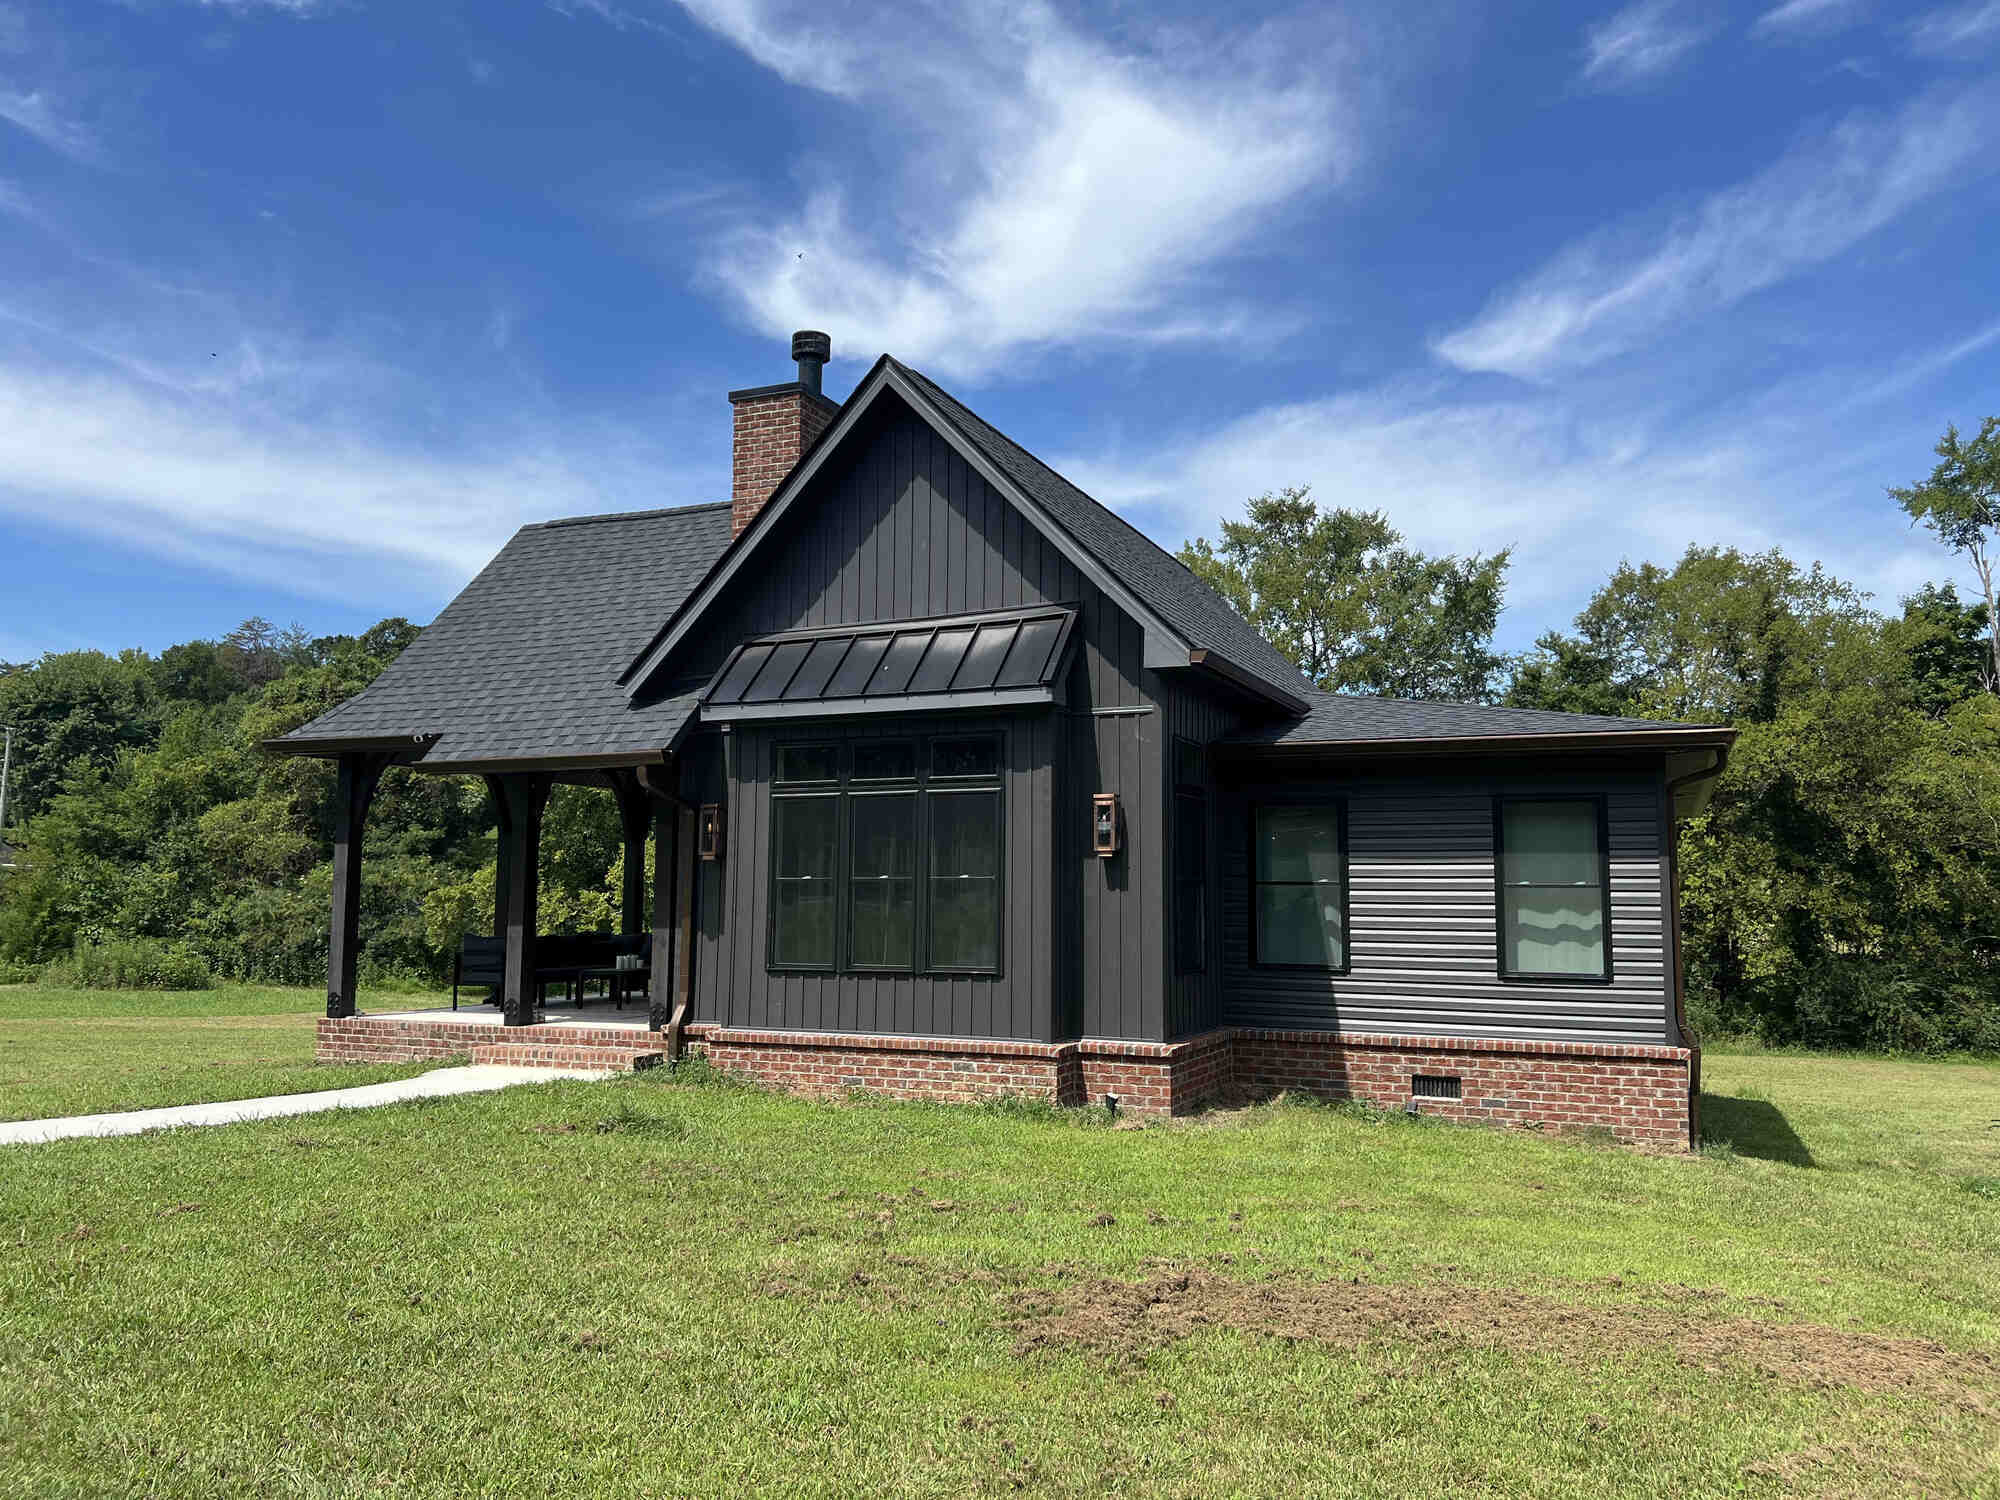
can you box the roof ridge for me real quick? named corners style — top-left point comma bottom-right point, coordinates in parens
top-left (531, 501), bottom-right (729, 530)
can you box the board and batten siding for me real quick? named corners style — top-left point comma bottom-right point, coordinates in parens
top-left (1217, 768), bottom-right (1679, 1046)
top-left (691, 713), bottom-right (1060, 1042)
top-left (657, 395), bottom-right (1175, 1047)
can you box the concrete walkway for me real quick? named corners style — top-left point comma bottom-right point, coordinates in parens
top-left (0, 1064), bottom-right (611, 1146)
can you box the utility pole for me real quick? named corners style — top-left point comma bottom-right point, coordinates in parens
top-left (0, 724), bottom-right (13, 843)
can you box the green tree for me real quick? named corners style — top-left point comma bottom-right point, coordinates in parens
top-left (1888, 582), bottom-right (1990, 715)
top-left (1505, 546), bottom-right (1875, 723)
top-left (0, 649), bottom-right (158, 824)
top-left (1180, 487), bottom-right (1510, 700)
top-left (1891, 416), bottom-right (2000, 694)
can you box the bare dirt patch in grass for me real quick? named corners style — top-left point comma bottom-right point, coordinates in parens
top-left (1008, 1267), bottom-right (1998, 1408)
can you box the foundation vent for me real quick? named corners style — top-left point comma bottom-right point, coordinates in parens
top-left (1411, 1074), bottom-right (1462, 1100)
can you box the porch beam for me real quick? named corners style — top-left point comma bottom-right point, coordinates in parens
top-left (494, 774), bottom-right (552, 1027)
top-left (326, 751), bottom-right (393, 1020)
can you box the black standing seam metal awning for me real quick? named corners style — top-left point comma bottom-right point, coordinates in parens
top-left (699, 605), bottom-right (1077, 723)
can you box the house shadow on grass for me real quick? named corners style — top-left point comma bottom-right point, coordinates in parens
top-left (1700, 1094), bottom-right (1816, 1167)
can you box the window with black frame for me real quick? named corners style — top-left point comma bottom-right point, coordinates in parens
top-left (1173, 738), bottom-right (1206, 975)
top-left (1251, 804), bottom-right (1347, 970)
top-left (1496, 797), bottom-right (1610, 979)
top-left (767, 735), bottom-right (1003, 975)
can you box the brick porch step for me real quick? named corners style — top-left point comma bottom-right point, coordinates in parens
top-left (468, 1042), bottom-right (665, 1072)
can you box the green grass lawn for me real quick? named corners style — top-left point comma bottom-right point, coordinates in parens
top-left (0, 988), bottom-right (1995, 1497)
top-left (0, 984), bottom-right (438, 1121)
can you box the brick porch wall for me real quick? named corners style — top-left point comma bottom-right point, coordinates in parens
top-left (316, 1017), bottom-right (1693, 1148)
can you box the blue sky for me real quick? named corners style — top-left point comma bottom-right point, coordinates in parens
top-left (2, 0), bottom-right (1998, 664)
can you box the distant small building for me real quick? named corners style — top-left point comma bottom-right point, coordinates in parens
top-left (0, 840), bottom-right (19, 870)
top-left (273, 332), bottom-right (1735, 1148)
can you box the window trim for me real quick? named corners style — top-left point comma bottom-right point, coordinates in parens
top-left (1247, 799), bottom-right (1351, 975)
top-left (764, 732), bottom-right (1005, 978)
top-left (1492, 793), bottom-right (1615, 985)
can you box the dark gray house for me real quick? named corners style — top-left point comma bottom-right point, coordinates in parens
top-left (280, 334), bottom-right (1732, 1146)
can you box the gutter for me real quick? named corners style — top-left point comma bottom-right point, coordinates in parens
top-left (1213, 726), bottom-right (1737, 759)
top-left (1665, 744), bottom-right (1731, 815)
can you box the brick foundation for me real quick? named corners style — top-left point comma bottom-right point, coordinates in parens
top-left (319, 1016), bottom-right (1693, 1147)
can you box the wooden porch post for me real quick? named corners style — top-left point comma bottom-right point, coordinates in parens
top-left (494, 774), bottom-right (551, 1028)
top-left (484, 774), bottom-right (512, 942)
top-left (648, 803), bottom-right (676, 1033)
top-left (326, 752), bottom-right (391, 1020)
top-left (637, 763), bottom-right (699, 1053)
top-left (609, 771), bottom-right (651, 940)
top-left (668, 802), bottom-right (697, 1055)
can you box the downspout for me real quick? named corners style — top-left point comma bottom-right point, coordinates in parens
top-left (1664, 745), bottom-right (1730, 1149)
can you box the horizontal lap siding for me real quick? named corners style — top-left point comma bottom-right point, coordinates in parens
top-left (1220, 771), bottom-right (1672, 1045)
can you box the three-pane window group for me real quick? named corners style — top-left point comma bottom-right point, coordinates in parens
top-left (1249, 797), bottom-right (1611, 979)
top-left (769, 737), bottom-right (1002, 974)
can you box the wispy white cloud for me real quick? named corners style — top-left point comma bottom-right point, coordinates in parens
top-left (1579, 0), bottom-right (1716, 90)
top-left (0, 88), bottom-right (98, 162)
top-left (1433, 84), bottom-right (2000, 380)
top-left (633, 0), bottom-right (1362, 379)
top-left (1054, 354), bottom-right (1966, 645)
top-left (1909, 0), bottom-right (2000, 53)
top-left (1751, 0), bottom-right (1869, 41)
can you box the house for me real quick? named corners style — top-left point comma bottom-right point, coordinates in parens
top-left (275, 333), bottom-right (1734, 1147)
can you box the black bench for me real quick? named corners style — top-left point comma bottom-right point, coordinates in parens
top-left (451, 932), bottom-right (650, 1011)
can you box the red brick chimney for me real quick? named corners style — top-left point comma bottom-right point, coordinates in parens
top-left (730, 330), bottom-right (839, 537)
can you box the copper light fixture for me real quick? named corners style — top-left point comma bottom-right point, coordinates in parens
top-left (1091, 793), bottom-right (1120, 857)
top-left (699, 803), bottom-right (724, 861)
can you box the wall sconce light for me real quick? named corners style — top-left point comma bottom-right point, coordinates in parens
top-left (699, 803), bottom-right (724, 861)
top-left (1091, 792), bottom-right (1120, 857)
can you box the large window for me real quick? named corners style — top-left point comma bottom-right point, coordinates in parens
top-left (767, 736), bottom-right (1003, 975)
top-left (1496, 798), bottom-right (1610, 980)
top-left (771, 795), bottom-right (839, 969)
top-left (1173, 739), bottom-right (1207, 975)
top-left (1251, 804), bottom-right (1347, 970)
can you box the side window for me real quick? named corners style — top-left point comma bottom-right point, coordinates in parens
top-left (1497, 798), bottom-right (1609, 979)
top-left (1251, 804), bottom-right (1347, 970)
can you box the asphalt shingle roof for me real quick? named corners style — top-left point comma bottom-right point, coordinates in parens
top-left (1223, 689), bottom-right (1725, 746)
top-left (890, 359), bottom-right (1314, 707)
top-left (280, 503), bottom-right (731, 766)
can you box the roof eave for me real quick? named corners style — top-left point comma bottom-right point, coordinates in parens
top-left (1184, 649), bottom-right (1309, 716)
top-left (262, 732), bottom-right (441, 761)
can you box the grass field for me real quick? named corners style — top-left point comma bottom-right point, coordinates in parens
top-left (0, 985), bottom-right (434, 1121)
top-left (1, 986), bottom-right (1996, 1497)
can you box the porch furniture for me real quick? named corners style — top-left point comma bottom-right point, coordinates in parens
top-left (449, 932), bottom-right (650, 1011)
top-left (450, 935), bottom-right (506, 1010)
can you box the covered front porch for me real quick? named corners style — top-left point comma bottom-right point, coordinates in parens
top-left (314, 746), bottom-right (701, 1057)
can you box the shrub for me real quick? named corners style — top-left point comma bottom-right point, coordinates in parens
top-left (0, 956), bottom-right (37, 985)
top-left (42, 937), bottom-right (213, 991)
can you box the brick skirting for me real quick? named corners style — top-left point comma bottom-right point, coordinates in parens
top-left (319, 1015), bottom-right (1693, 1147)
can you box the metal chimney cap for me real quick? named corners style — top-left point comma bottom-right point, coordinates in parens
top-left (791, 330), bottom-right (831, 365)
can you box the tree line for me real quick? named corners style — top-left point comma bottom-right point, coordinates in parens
top-left (2, 422), bottom-right (1997, 1051)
